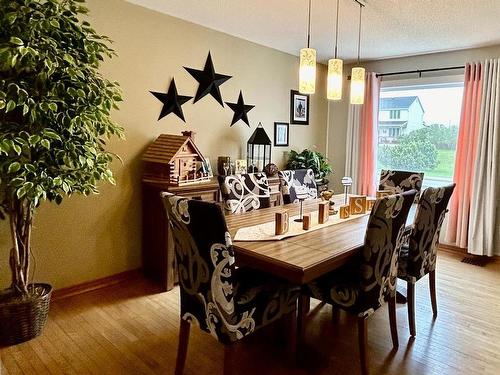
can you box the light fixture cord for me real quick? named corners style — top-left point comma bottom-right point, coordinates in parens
top-left (334, 0), bottom-right (340, 58)
top-left (357, 2), bottom-right (362, 64)
top-left (307, 0), bottom-right (312, 48)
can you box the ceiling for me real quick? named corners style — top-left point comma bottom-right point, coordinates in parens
top-left (126, 0), bottom-right (500, 63)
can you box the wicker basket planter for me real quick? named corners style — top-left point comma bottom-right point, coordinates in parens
top-left (0, 283), bottom-right (52, 346)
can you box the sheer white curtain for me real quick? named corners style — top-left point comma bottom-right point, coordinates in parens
top-left (345, 104), bottom-right (362, 193)
top-left (468, 59), bottom-right (500, 256)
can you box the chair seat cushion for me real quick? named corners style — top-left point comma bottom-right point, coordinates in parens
top-left (304, 263), bottom-right (374, 316)
top-left (234, 267), bottom-right (300, 329)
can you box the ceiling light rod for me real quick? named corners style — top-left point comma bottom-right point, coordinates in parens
top-left (307, 0), bottom-right (312, 47)
top-left (355, 0), bottom-right (364, 64)
top-left (375, 65), bottom-right (465, 78)
top-left (334, 0), bottom-right (340, 58)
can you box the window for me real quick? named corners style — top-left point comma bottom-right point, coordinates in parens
top-left (389, 110), bottom-right (401, 119)
top-left (377, 81), bottom-right (463, 187)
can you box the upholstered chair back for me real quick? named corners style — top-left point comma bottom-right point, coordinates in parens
top-left (218, 172), bottom-right (271, 214)
top-left (161, 194), bottom-right (254, 344)
top-left (406, 184), bottom-right (455, 280)
top-left (379, 170), bottom-right (424, 200)
top-left (358, 190), bottom-right (416, 313)
top-left (278, 168), bottom-right (318, 204)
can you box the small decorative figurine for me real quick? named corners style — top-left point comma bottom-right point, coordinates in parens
top-left (320, 190), bottom-right (337, 215)
top-left (349, 195), bottom-right (367, 215)
top-left (302, 213), bottom-right (311, 230)
top-left (318, 201), bottom-right (330, 224)
top-left (339, 204), bottom-right (350, 219)
top-left (341, 176), bottom-right (353, 205)
top-left (275, 211), bottom-right (289, 235)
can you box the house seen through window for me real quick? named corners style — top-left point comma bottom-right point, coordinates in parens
top-left (377, 82), bottom-right (464, 187)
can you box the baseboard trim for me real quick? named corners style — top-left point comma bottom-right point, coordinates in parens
top-left (439, 243), bottom-right (467, 255)
top-left (52, 268), bottom-right (142, 301)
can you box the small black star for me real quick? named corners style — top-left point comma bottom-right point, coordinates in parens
top-left (184, 52), bottom-right (232, 107)
top-left (150, 78), bottom-right (192, 122)
top-left (225, 91), bottom-right (255, 127)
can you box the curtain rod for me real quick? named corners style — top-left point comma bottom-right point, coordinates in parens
top-left (376, 65), bottom-right (465, 78)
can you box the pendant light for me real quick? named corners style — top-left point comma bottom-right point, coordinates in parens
top-left (327, 0), bottom-right (343, 100)
top-left (350, 1), bottom-right (365, 105)
top-left (299, 0), bottom-right (316, 94)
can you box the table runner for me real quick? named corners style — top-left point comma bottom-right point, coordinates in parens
top-left (234, 210), bottom-right (370, 241)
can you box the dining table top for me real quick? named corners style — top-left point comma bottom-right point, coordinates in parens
top-left (225, 194), bottom-right (415, 285)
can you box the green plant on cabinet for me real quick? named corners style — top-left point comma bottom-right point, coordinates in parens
top-left (285, 149), bottom-right (333, 182)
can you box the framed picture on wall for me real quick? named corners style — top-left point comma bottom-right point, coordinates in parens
top-left (274, 122), bottom-right (289, 147)
top-left (290, 90), bottom-right (309, 125)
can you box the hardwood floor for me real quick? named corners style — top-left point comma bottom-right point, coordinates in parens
top-left (1, 251), bottom-right (500, 375)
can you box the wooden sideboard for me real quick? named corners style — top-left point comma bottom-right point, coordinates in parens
top-left (142, 177), bottom-right (220, 291)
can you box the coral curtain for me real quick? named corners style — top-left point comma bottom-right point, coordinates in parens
top-left (345, 72), bottom-right (380, 196)
top-left (468, 59), bottom-right (500, 256)
top-left (445, 62), bottom-right (482, 248)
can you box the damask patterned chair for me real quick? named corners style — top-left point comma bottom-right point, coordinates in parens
top-left (161, 193), bottom-right (300, 375)
top-left (218, 172), bottom-right (271, 214)
top-left (398, 184), bottom-right (455, 337)
top-left (278, 168), bottom-right (317, 204)
top-left (302, 190), bottom-right (416, 375)
top-left (379, 169), bottom-right (424, 200)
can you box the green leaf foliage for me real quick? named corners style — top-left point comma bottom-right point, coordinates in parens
top-left (0, 0), bottom-right (124, 212)
top-left (285, 149), bottom-right (333, 180)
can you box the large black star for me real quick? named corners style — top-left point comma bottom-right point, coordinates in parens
top-left (184, 52), bottom-right (232, 107)
top-left (225, 91), bottom-right (255, 127)
top-left (150, 78), bottom-right (192, 122)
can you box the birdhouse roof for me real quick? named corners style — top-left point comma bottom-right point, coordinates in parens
top-left (142, 134), bottom-right (205, 165)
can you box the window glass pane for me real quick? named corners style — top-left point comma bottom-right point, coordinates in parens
top-left (377, 83), bottom-right (463, 187)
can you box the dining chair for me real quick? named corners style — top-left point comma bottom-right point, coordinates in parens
top-left (397, 184), bottom-right (455, 337)
top-left (379, 169), bottom-right (424, 200)
top-left (161, 193), bottom-right (300, 375)
top-left (302, 190), bottom-right (416, 375)
top-left (278, 168), bottom-right (318, 204)
top-left (218, 172), bottom-right (271, 214)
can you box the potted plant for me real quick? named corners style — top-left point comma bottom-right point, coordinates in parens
top-left (0, 0), bottom-right (123, 345)
top-left (285, 149), bottom-right (333, 183)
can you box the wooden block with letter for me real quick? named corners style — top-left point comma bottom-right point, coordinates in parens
top-left (376, 190), bottom-right (392, 198)
top-left (339, 204), bottom-right (350, 219)
top-left (318, 201), bottom-right (330, 224)
top-left (349, 195), bottom-right (367, 215)
top-left (275, 211), bottom-right (289, 235)
top-left (302, 213), bottom-right (311, 230)
top-left (366, 197), bottom-right (377, 211)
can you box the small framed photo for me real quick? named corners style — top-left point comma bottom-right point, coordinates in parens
top-left (235, 159), bottom-right (247, 174)
top-left (274, 122), bottom-right (289, 147)
top-left (290, 90), bottom-right (309, 125)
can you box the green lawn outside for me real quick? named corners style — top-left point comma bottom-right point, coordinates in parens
top-left (377, 149), bottom-right (456, 179)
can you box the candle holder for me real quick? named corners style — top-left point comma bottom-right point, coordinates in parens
top-left (294, 186), bottom-right (309, 222)
top-left (341, 176), bottom-right (353, 205)
top-left (294, 198), bottom-right (305, 222)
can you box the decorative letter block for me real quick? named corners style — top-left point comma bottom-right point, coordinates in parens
top-left (349, 196), bottom-right (367, 215)
top-left (376, 190), bottom-right (392, 198)
top-left (275, 211), bottom-right (289, 235)
top-left (318, 201), bottom-right (330, 224)
top-left (302, 213), bottom-right (311, 230)
top-left (339, 205), bottom-right (350, 219)
top-left (366, 197), bottom-right (377, 211)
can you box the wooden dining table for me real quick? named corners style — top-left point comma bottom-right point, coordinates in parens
top-left (226, 194), bottom-right (415, 285)
top-left (227, 194), bottom-right (368, 285)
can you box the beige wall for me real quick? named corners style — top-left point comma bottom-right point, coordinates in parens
top-left (327, 44), bottom-right (500, 193)
top-left (0, 0), bottom-right (329, 289)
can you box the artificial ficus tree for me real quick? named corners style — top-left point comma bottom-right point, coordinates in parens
top-left (0, 0), bottom-right (124, 295)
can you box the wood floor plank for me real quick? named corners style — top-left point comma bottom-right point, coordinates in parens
top-left (1, 252), bottom-right (499, 374)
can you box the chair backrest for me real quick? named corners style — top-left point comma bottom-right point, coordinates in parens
top-left (161, 194), bottom-right (255, 343)
top-left (379, 169), bottom-right (424, 200)
top-left (406, 184), bottom-right (455, 279)
top-left (278, 169), bottom-right (318, 204)
top-left (358, 190), bottom-right (416, 313)
top-left (218, 172), bottom-right (271, 214)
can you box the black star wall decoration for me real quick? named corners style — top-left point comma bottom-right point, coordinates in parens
top-left (225, 91), bottom-right (255, 127)
top-left (150, 78), bottom-right (192, 122)
top-left (184, 51), bottom-right (232, 107)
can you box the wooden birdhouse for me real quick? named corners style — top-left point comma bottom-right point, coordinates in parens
top-left (142, 131), bottom-right (211, 186)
